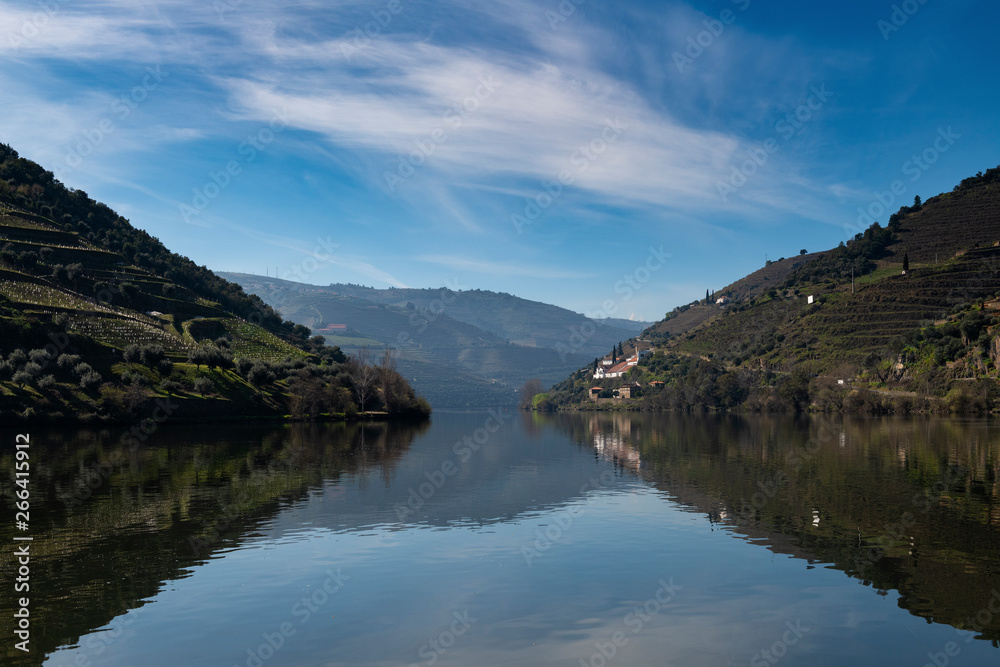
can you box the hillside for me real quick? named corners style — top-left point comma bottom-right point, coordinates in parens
top-left (318, 282), bottom-right (650, 349)
top-left (644, 252), bottom-right (824, 344)
top-left (222, 274), bottom-right (641, 407)
top-left (547, 166), bottom-right (1000, 413)
top-left (0, 144), bottom-right (429, 423)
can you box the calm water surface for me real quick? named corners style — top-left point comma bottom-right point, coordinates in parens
top-left (2, 412), bottom-right (1000, 666)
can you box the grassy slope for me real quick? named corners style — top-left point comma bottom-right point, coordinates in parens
top-left (549, 167), bottom-right (1000, 409)
top-left (0, 205), bottom-right (319, 422)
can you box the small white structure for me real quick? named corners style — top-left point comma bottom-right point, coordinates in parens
top-left (807, 295), bottom-right (815, 304)
top-left (715, 296), bottom-right (731, 305)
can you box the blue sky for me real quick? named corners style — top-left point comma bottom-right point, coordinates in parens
top-left (1, 0), bottom-right (997, 321)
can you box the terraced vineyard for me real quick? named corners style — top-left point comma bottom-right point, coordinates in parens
top-left (0, 143), bottom-right (432, 423)
top-left (191, 318), bottom-right (306, 362)
top-left (0, 279), bottom-right (105, 311)
top-left (662, 174), bottom-right (1000, 372)
top-left (886, 183), bottom-right (1000, 264)
top-left (66, 313), bottom-right (192, 353)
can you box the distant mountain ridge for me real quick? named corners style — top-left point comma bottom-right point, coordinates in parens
top-left (220, 274), bottom-right (652, 407)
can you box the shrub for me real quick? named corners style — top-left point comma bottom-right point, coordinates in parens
top-left (247, 363), bottom-right (275, 386)
top-left (235, 357), bottom-right (254, 377)
top-left (79, 370), bottom-right (102, 391)
top-left (159, 379), bottom-right (183, 395)
top-left (192, 376), bottom-right (213, 395)
top-left (140, 345), bottom-right (165, 366)
top-left (57, 354), bottom-right (81, 373)
top-left (29, 349), bottom-right (51, 365)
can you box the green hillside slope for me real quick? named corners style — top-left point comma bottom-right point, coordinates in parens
top-left (0, 144), bottom-right (429, 423)
top-left (548, 166), bottom-right (1000, 413)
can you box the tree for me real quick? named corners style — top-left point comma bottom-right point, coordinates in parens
top-left (612, 347), bottom-right (617, 364)
top-left (618, 342), bottom-right (624, 356)
top-left (903, 253), bottom-right (909, 271)
top-left (913, 195), bottom-right (922, 209)
top-left (377, 346), bottom-right (407, 413)
top-left (519, 378), bottom-right (544, 409)
top-left (247, 362), bottom-right (275, 386)
top-left (192, 376), bottom-right (213, 395)
top-left (592, 358), bottom-right (598, 374)
top-left (800, 249), bottom-right (807, 255)
top-left (346, 346), bottom-right (378, 413)
top-left (706, 289), bottom-right (710, 305)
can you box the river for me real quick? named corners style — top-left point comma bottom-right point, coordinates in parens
top-left (2, 411), bottom-right (999, 666)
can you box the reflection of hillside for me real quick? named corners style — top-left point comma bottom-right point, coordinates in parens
top-left (0, 421), bottom-right (425, 665)
top-left (551, 413), bottom-right (1000, 644)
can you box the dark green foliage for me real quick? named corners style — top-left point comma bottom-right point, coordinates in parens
top-left (953, 166), bottom-right (1000, 192)
top-left (785, 221), bottom-right (894, 286)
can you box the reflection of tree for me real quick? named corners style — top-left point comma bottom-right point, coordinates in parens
top-left (0, 419), bottom-right (428, 663)
top-left (547, 412), bottom-right (1000, 643)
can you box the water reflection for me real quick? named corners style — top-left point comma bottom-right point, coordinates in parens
top-left (543, 412), bottom-right (1000, 645)
top-left (3, 412), bottom-right (1000, 666)
top-left (0, 420), bottom-right (427, 665)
